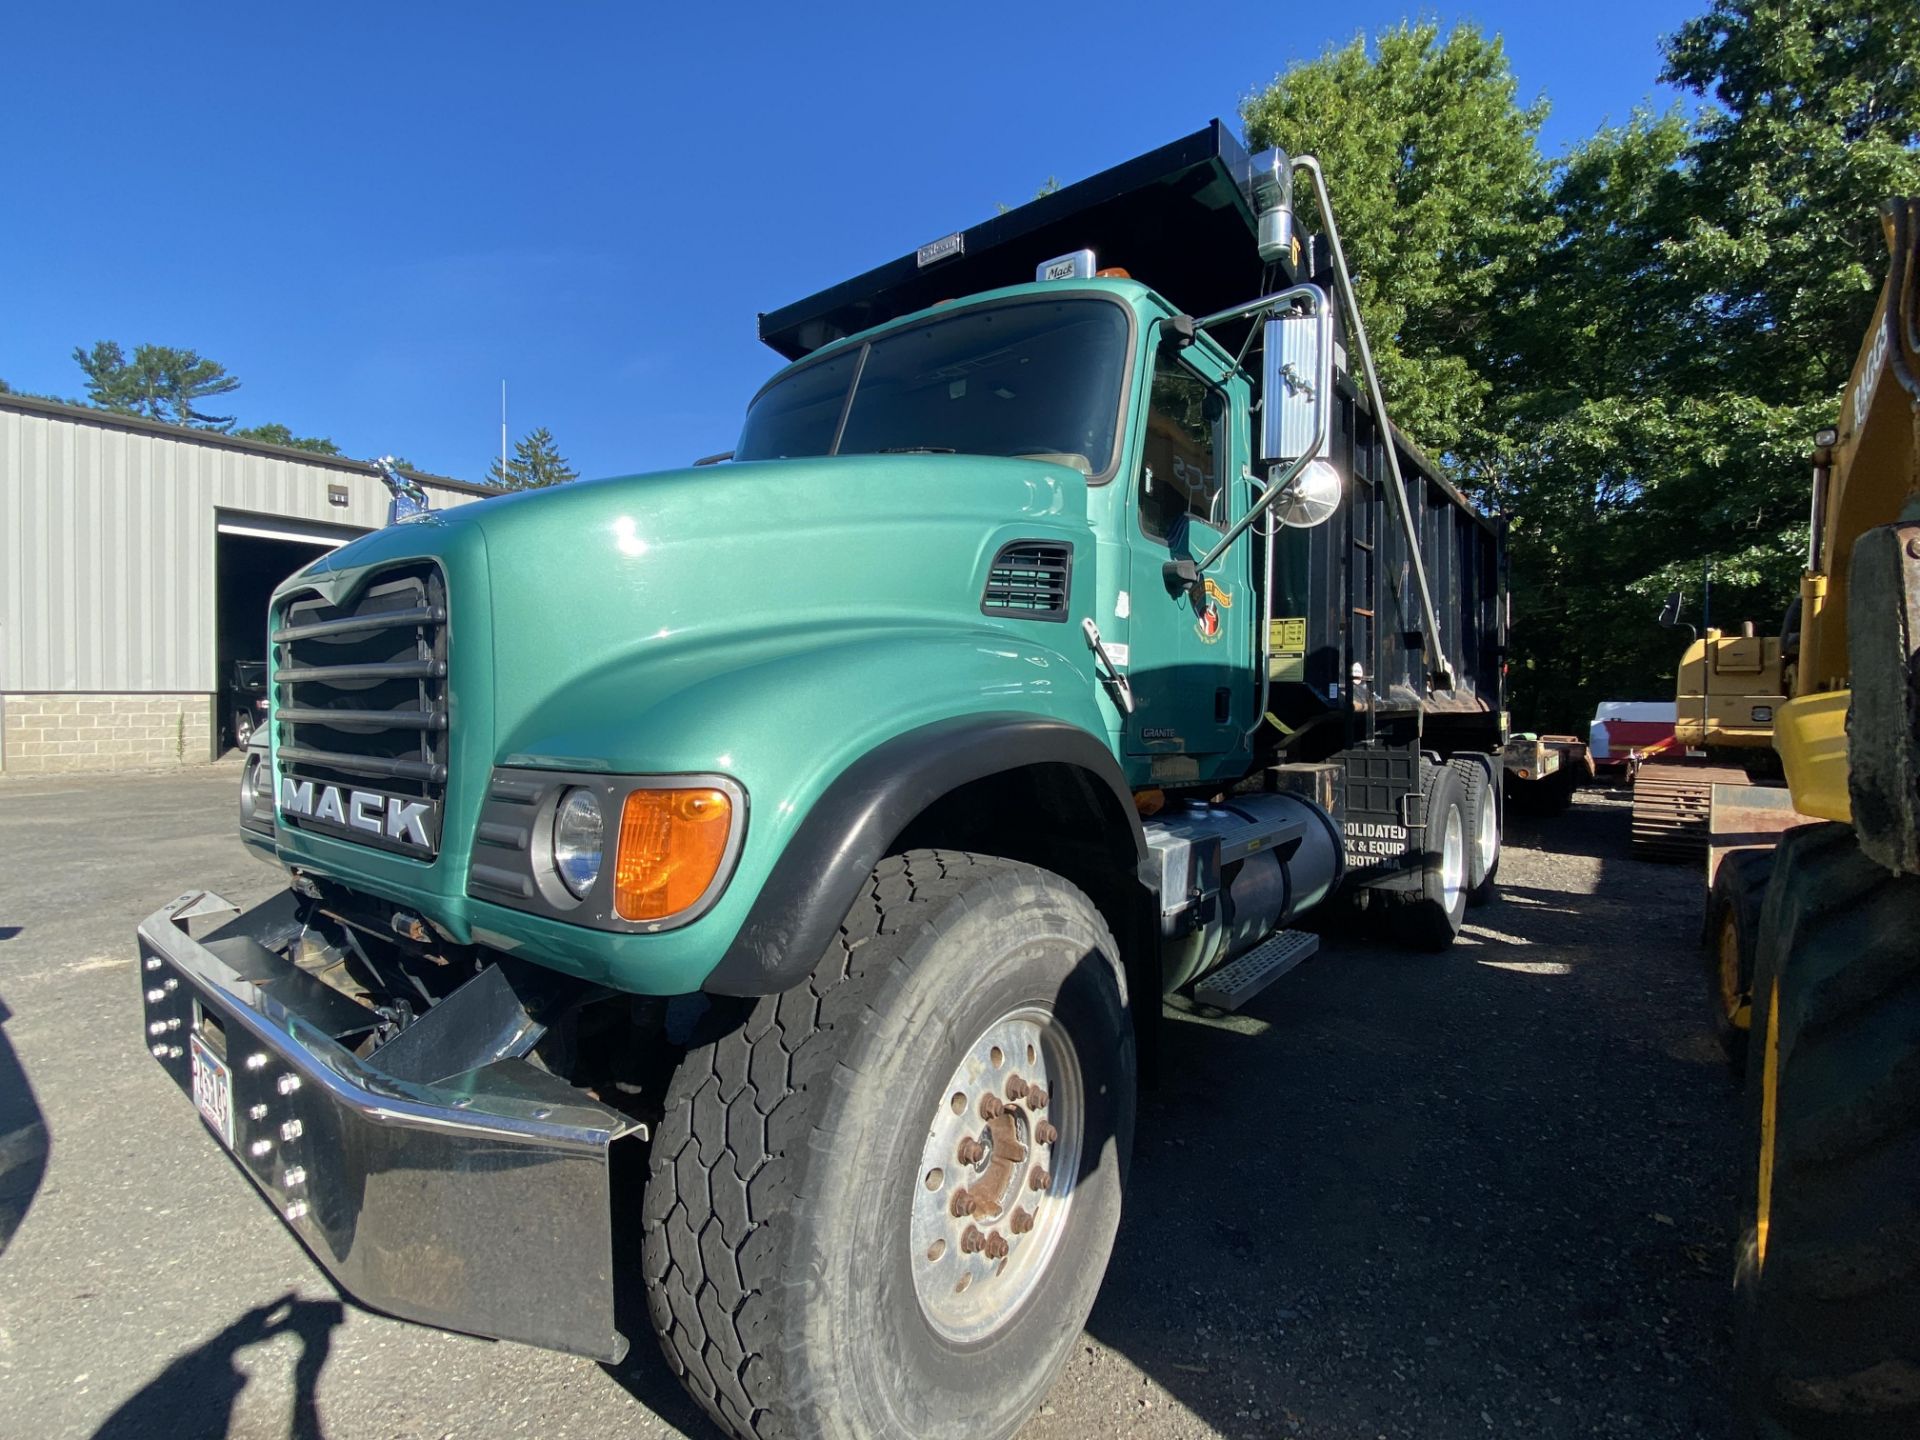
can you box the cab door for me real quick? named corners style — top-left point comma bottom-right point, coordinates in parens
top-left (1124, 329), bottom-right (1251, 770)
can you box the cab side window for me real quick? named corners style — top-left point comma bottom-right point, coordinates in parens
top-left (1139, 357), bottom-right (1222, 543)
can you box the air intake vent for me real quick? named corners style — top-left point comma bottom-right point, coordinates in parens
top-left (982, 541), bottom-right (1072, 622)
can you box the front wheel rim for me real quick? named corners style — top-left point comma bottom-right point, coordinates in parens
top-left (910, 1004), bottom-right (1083, 1344)
top-left (1718, 915), bottom-right (1751, 1027)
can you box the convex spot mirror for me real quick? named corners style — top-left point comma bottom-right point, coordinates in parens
top-left (1658, 589), bottom-right (1685, 628)
top-left (1274, 459), bottom-right (1342, 529)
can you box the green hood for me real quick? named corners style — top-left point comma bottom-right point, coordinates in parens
top-left (270, 453), bottom-right (1111, 993)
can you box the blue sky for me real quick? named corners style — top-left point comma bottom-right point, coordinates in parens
top-left (3, 2), bottom-right (1698, 483)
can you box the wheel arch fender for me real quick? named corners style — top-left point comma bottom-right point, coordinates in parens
top-left (703, 713), bottom-right (1151, 997)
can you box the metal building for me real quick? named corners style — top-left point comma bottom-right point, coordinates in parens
top-left (0, 393), bottom-right (497, 774)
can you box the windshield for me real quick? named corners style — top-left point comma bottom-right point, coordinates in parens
top-left (736, 297), bottom-right (1131, 478)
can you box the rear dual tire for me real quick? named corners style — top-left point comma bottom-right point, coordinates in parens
top-left (1388, 761), bottom-right (1472, 950)
top-left (1450, 757), bottom-right (1501, 907)
top-left (641, 850), bottom-right (1135, 1440)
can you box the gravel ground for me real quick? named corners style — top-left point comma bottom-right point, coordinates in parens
top-left (0, 766), bottom-right (1742, 1439)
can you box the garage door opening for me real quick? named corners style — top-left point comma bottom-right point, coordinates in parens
top-left (215, 525), bottom-right (353, 753)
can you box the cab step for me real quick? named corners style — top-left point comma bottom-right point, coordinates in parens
top-left (1193, 930), bottom-right (1320, 1012)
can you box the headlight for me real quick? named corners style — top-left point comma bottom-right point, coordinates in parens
top-left (552, 788), bottom-right (604, 898)
top-left (241, 750), bottom-right (273, 822)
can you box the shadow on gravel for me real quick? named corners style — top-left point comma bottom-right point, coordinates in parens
top-left (1070, 793), bottom-right (1741, 1440)
top-left (0, 994), bottom-right (50, 1258)
top-left (91, 1292), bottom-right (343, 1440)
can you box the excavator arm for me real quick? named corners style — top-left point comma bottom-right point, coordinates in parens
top-left (1778, 198), bottom-right (1920, 844)
top-left (1735, 196), bottom-right (1920, 1440)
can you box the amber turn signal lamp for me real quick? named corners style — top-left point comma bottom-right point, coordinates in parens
top-left (613, 787), bottom-right (733, 921)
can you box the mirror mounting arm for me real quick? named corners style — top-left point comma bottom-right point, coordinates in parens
top-left (1189, 282), bottom-right (1333, 572)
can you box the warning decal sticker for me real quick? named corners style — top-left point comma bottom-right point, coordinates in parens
top-left (1269, 616), bottom-right (1307, 683)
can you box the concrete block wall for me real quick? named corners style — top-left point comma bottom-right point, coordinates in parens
top-left (0, 693), bottom-right (215, 774)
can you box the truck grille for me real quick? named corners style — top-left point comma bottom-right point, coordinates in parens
top-left (272, 564), bottom-right (450, 857)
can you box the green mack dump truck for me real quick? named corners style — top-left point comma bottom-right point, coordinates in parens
top-left (137, 122), bottom-right (1508, 1440)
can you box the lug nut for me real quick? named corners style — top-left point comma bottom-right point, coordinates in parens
top-left (1034, 1121), bottom-right (1059, 1146)
top-left (1027, 1086), bottom-right (1049, 1111)
top-left (984, 1230), bottom-right (1010, 1260)
top-left (960, 1225), bottom-right (986, 1255)
top-left (950, 1187), bottom-right (972, 1218)
top-left (1004, 1074), bottom-right (1029, 1100)
top-left (1028, 1167), bottom-right (1051, 1192)
top-left (956, 1137), bottom-right (985, 1166)
top-left (1009, 1206), bottom-right (1035, 1235)
top-left (978, 1092), bottom-right (1004, 1121)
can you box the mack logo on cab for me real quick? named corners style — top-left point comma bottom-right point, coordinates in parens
top-left (280, 777), bottom-right (432, 848)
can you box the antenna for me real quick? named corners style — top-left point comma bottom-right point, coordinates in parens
top-left (500, 380), bottom-right (508, 483)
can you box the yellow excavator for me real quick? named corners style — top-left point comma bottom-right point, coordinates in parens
top-left (1704, 198), bottom-right (1920, 1439)
top-left (1629, 621), bottom-right (1789, 861)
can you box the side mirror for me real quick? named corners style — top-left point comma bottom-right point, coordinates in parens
top-left (1162, 556), bottom-right (1203, 600)
top-left (1261, 305), bottom-right (1332, 467)
top-left (1657, 589), bottom-right (1685, 628)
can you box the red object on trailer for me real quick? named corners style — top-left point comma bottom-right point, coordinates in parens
top-left (1589, 701), bottom-right (1678, 771)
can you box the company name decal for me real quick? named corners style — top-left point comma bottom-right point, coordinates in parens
top-left (1343, 819), bottom-right (1409, 860)
top-left (281, 777), bottom-right (432, 849)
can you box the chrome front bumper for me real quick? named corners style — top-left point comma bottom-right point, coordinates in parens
top-left (136, 890), bottom-right (642, 1362)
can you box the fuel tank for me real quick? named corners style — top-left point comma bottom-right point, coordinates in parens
top-left (1142, 792), bottom-right (1345, 993)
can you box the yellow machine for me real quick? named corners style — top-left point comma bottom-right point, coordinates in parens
top-left (1630, 626), bottom-right (1789, 860)
top-left (1673, 629), bottom-right (1786, 749)
top-left (1708, 199), bottom-right (1920, 1439)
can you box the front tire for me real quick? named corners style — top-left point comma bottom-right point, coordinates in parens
top-left (1703, 848), bottom-right (1771, 1072)
top-left (1735, 824), bottom-right (1920, 1439)
top-left (642, 850), bottom-right (1135, 1440)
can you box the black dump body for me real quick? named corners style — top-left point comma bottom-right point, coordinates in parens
top-left (1268, 395), bottom-right (1506, 760)
top-left (760, 121), bottom-right (1287, 360)
top-left (761, 120), bottom-right (1505, 760)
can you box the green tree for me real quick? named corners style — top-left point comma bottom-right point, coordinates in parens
top-left (231, 421), bottom-right (341, 456)
top-left (1237, 4), bottom-right (1920, 730)
top-left (488, 427), bottom-right (578, 489)
top-left (1241, 21), bottom-right (1555, 466)
top-left (72, 341), bottom-right (242, 429)
top-left (1663, 0), bottom-right (1920, 395)
top-left (1497, 0), bottom-right (1920, 727)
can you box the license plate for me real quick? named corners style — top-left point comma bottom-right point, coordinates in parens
top-left (190, 1032), bottom-right (235, 1149)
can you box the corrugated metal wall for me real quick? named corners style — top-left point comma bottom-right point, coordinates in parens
top-left (0, 400), bottom-right (487, 693)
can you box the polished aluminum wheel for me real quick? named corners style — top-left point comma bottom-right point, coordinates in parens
top-left (1475, 786), bottom-right (1499, 882)
top-left (1441, 805), bottom-right (1466, 914)
top-left (909, 1005), bottom-right (1082, 1343)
